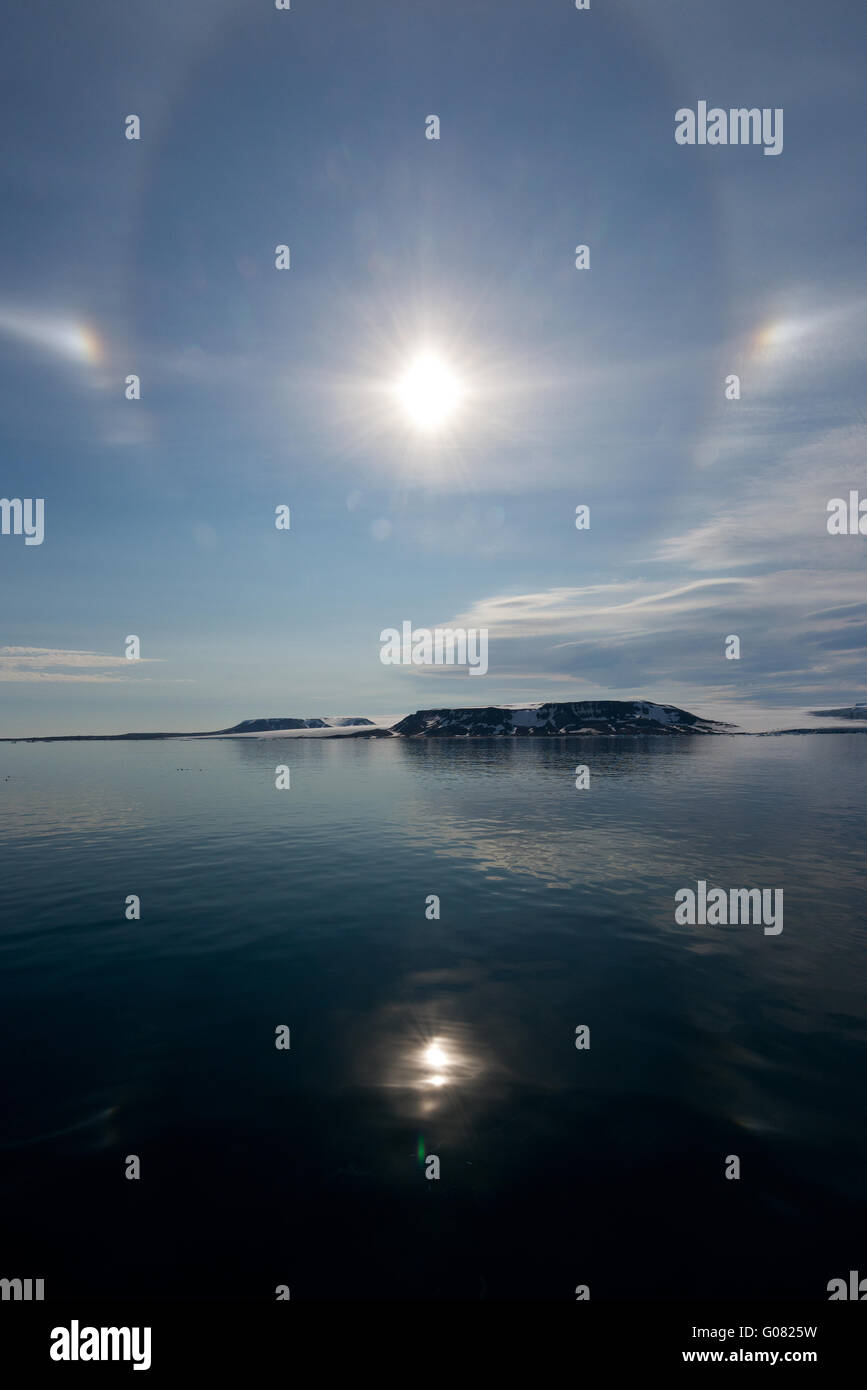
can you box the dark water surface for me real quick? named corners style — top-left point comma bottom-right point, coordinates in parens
top-left (1, 734), bottom-right (865, 1300)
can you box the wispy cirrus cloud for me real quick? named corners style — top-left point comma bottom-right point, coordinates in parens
top-left (0, 647), bottom-right (160, 683)
top-left (657, 423), bottom-right (867, 572)
top-left (432, 567), bottom-right (867, 708)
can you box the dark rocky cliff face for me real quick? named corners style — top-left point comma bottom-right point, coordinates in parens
top-left (391, 701), bottom-right (733, 737)
top-left (810, 705), bottom-right (867, 721)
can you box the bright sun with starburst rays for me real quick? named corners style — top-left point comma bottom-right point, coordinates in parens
top-left (393, 351), bottom-right (464, 431)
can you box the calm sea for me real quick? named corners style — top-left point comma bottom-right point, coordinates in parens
top-left (1, 734), bottom-right (865, 1300)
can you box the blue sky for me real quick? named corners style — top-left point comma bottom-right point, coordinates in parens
top-left (1, 0), bottom-right (865, 734)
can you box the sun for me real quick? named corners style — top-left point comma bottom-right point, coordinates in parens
top-left (423, 1041), bottom-right (449, 1068)
top-left (394, 352), bottom-right (464, 431)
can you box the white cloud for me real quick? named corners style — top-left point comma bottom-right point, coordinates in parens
top-left (428, 565), bottom-right (867, 708)
top-left (0, 647), bottom-right (160, 683)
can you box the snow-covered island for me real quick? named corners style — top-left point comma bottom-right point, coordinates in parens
top-left (391, 700), bottom-right (733, 736)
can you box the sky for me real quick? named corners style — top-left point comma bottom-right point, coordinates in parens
top-left (1, 0), bottom-right (865, 735)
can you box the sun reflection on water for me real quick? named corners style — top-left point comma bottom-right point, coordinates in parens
top-left (371, 1020), bottom-right (487, 1121)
